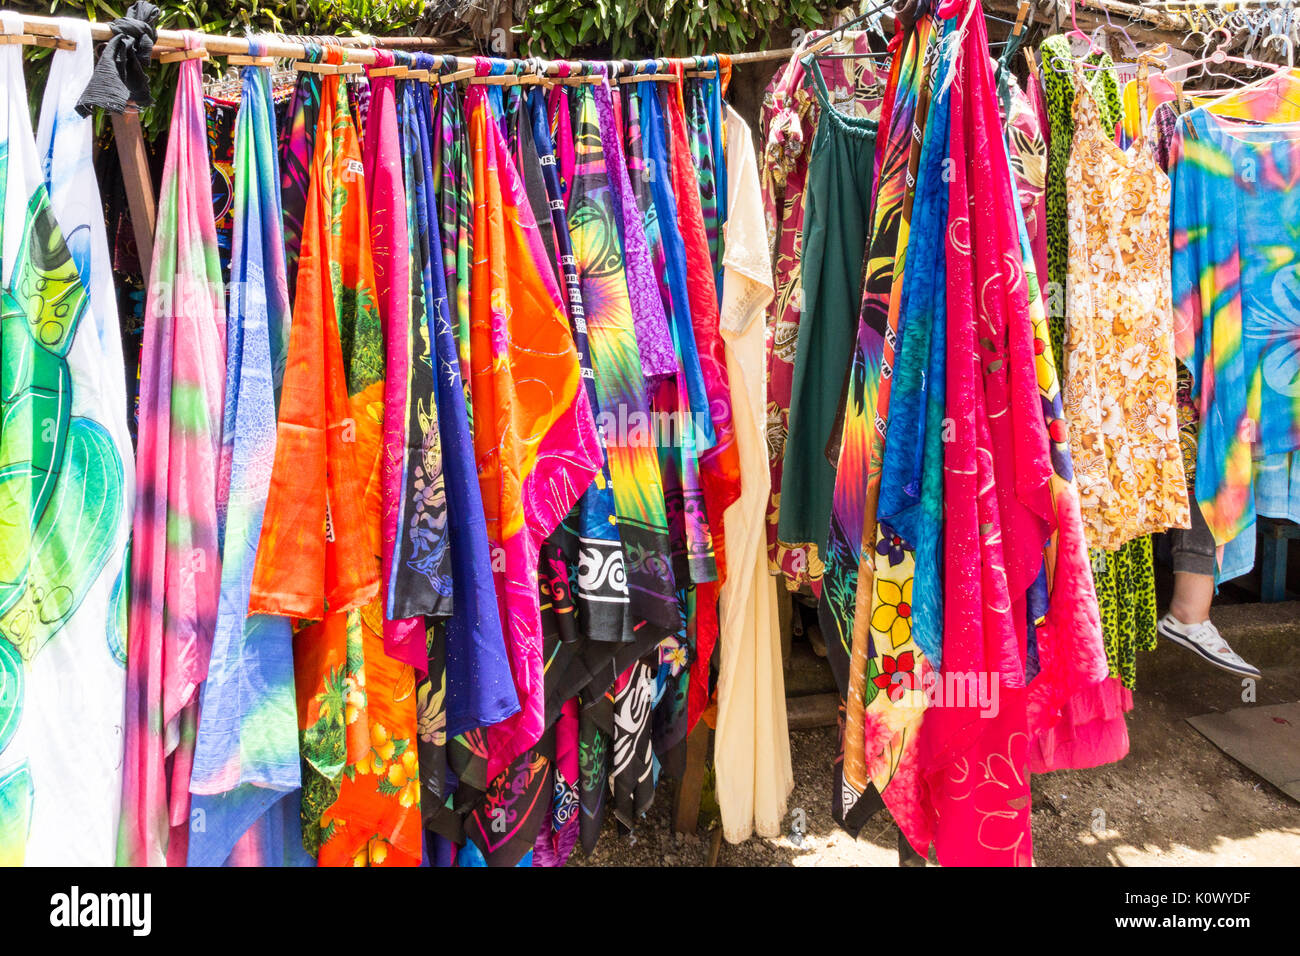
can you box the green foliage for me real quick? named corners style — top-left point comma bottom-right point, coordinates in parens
top-left (10, 1), bottom-right (431, 140)
top-left (517, 0), bottom-right (828, 59)
top-left (32, 0), bottom-right (429, 36)
top-left (10, 0), bottom-right (832, 142)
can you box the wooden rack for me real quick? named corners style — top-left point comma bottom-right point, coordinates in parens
top-left (10, 11), bottom-right (807, 73)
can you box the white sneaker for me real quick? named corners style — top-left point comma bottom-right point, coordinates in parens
top-left (1157, 614), bottom-right (1262, 680)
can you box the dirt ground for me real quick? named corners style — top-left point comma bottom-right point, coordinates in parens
top-left (571, 601), bottom-right (1300, 867)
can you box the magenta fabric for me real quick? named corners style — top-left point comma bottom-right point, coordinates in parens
top-left (364, 51), bottom-right (425, 672)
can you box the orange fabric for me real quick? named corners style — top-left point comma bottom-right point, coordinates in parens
top-left (249, 51), bottom-right (379, 620)
top-left (465, 86), bottom-right (602, 781)
top-left (253, 50), bottom-right (420, 866)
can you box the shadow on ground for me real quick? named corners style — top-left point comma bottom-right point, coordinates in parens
top-left (570, 602), bottom-right (1300, 866)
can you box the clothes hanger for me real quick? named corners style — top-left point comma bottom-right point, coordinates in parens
top-left (799, 0), bottom-right (895, 62)
top-left (1065, 0), bottom-right (1104, 53)
top-left (1261, 1), bottom-right (1297, 67)
top-left (1156, 25), bottom-right (1285, 80)
top-left (1093, 1), bottom-right (1142, 60)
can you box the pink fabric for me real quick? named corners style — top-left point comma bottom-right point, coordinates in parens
top-left (1029, 679), bottom-right (1132, 772)
top-left (364, 51), bottom-right (424, 672)
top-left (465, 86), bottom-right (603, 781)
top-left (907, 5), bottom-right (1075, 866)
top-left (120, 33), bottom-right (226, 866)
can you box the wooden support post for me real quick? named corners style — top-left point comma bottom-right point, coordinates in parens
top-left (111, 109), bottom-right (156, 278)
top-left (673, 720), bottom-right (711, 836)
top-left (1258, 520), bottom-right (1297, 603)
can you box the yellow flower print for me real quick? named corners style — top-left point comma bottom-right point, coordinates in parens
top-left (364, 722), bottom-right (397, 774)
top-left (355, 836), bottom-right (390, 866)
top-left (385, 749), bottom-right (421, 808)
top-left (344, 667), bottom-right (367, 726)
top-left (870, 577), bottom-right (914, 649)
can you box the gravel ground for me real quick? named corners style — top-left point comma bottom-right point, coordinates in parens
top-left (570, 604), bottom-right (1300, 867)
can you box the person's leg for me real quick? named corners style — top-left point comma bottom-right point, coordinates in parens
top-left (1168, 570), bottom-right (1213, 626)
top-left (1159, 502), bottom-right (1261, 679)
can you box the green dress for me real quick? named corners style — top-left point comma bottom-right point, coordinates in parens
top-left (1040, 36), bottom-right (1157, 689)
top-left (777, 61), bottom-right (879, 560)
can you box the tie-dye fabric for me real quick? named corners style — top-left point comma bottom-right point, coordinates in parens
top-left (665, 72), bottom-right (742, 729)
top-left (187, 47), bottom-right (300, 867)
top-left (685, 73), bottom-right (722, 282)
top-left (204, 95), bottom-right (237, 282)
top-left (466, 85), bottom-right (602, 782)
top-left (598, 86), bottom-right (675, 383)
top-left (1170, 107), bottom-right (1300, 548)
top-left (628, 82), bottom-right (717, 585)
top-left (0, 15), bottom-right (131, 866)
top-left (278, 46), bottom-right (322, 301)
top-left (524, 85), bottom-right (629, 646)
top-left (573, 83), bottom-right (678, 634)
top-left (118, 32), bottom-right (226, 867)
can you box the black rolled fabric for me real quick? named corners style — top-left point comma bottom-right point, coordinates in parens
top-left (75, 2), bottom-right (161, 117)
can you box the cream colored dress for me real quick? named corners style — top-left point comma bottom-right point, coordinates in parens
top-left (714, 105), bottom-right (793, 843)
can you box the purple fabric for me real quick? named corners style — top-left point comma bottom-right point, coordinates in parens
top-left (594, 78), bottom-right (677, 382)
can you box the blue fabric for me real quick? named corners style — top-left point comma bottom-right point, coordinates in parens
top-left (1171, 109), bottom-right (1300, 554)
top-left (408, 63), bottom-right (516, 735)
top-left (639, 82), bottom-right (716, 452)
top-left (188, 51), bottom-right (299, 867)
top-left (876, 53), bottom-right (953, 669)
top-left (524, 87), bottom-right (624, 573)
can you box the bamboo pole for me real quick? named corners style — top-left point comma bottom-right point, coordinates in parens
top-left (9, 11), bottom-right (811, 73)
top-left (10, 13), bottom-right (450, 64)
